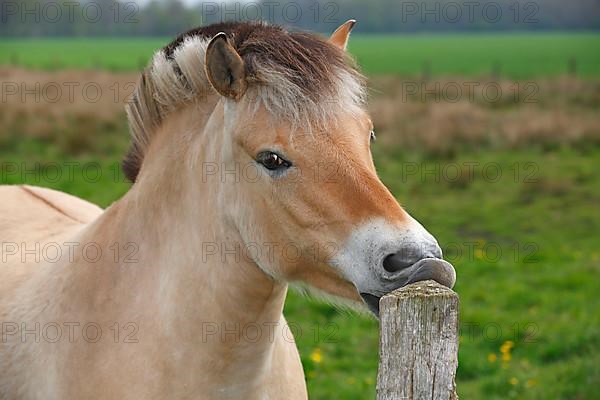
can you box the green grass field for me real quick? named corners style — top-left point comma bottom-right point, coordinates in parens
top-left (1, 32), bottom-right (600, 78)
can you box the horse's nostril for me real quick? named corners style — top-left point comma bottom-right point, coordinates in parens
top-left (382, 253), bottom-right (414, 273)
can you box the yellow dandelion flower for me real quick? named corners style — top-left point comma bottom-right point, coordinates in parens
top-left (474, 249), bottom-right (485, 260)
top-left (526, 379), bottom-right (537, 388)
top-left (487, 353), bottom-right (497, 363)
top-left (365, 377), bottom-right (374, 385)
top-left (308, 371), bottom-right (316, 379)
top-left (509, 377), bottom-right (519, 385)
top-left (310, 348), bottom-right (323, 364)
top-left (500, 340), bottom-right (514, 353)
top-left (502, 352), bottom-right (512, 362)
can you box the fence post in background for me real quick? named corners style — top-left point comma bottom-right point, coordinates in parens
top-left (376, 280), bottom-right (459, 400)
top-left (568, 57), bottom-right (577, 77)
top-left (492, 61), bottom-right (502, 80)
top-left (421, 60), bottom-right (431, 82)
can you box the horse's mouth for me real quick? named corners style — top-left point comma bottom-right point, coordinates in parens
top-left (360, 258), bottom-right (456, 317)
top-left (360, 293), bottom-right (382, 316)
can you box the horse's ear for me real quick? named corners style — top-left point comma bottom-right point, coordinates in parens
top-left (329, 19), bottom-right (356, 51)
top-left (205, 32), bottom-right (247, 100)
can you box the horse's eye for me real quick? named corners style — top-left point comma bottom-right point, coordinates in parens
top-left (256, 151), bottom-right (291, 171)
top-left (370, 130), bottom-right (376, 142)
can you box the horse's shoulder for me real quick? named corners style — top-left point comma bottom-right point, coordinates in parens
top-left (0, 185), bottom-right (104, 303)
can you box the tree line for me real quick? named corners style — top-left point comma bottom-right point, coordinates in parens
top-left (0, 0), bottom-right (598, 37)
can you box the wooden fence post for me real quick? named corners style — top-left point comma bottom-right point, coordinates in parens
top-left (376, 280), bottom-right (459, 400)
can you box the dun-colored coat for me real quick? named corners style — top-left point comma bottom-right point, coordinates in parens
top-left (0, 21), bottom-right (455, 399)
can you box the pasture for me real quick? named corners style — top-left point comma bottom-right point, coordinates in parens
top-left (1, 32), bottom-right (599, 399)
top-left (1, 32), bottom-right (600, 77)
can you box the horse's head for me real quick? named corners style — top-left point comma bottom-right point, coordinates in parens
top-left (125, 21), bottom-right (455, 316)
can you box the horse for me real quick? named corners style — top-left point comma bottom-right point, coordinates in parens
top-left (0, 21), bottom-right (455, 399)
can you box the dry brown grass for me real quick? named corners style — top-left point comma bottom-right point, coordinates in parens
top-left (1, 67), bottom-right (599, 155)
top-left (0, 67), bottom-right (137, 154)
top-left (368, 76), bottom-right (600, 153)
top-left (0, 67), bottom-right (135, 135)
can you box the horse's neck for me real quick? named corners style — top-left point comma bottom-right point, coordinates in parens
top-left (61, 103), bottom-right (287, 384)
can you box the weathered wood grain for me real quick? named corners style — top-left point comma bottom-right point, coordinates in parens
top-left (377, 280), bottom-right (459, 400)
